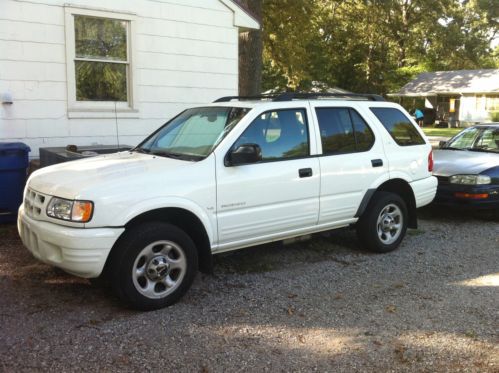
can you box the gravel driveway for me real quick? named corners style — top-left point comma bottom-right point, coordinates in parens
top-left (1, 207), bottom-right (498, 372)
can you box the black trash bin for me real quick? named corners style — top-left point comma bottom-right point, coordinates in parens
top-left (0, 143), bottom-right (31, 223)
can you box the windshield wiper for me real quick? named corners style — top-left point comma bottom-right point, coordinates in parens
top-left (151, 150), bottom-right (183, 158)
top-left (467, 148), bottom-right (495, 153)
top-left (442, 146), bottom-right (463, 150)
top-left (132, 147), bottom-right (151, 154)
top-left (150, 150), bottom-right (204, 161)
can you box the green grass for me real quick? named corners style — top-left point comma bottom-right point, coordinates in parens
top-left (407, 229), bottom-right (425, 236)
top-left (422, 127), bottom-right (463, 138)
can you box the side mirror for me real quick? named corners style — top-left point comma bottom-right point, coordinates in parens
top-left (225, 143), bottom-right (262, 166)
top-left (438, 140), bottom-right (447, 149)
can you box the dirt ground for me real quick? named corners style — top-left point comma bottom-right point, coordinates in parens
top-left (1, 206), bottom-right (498, 372)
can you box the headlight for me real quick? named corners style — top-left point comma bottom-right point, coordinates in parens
top-left (449, 175), bottom-right (491, 185)
top-left (46, 197), bottom-right (93, 222)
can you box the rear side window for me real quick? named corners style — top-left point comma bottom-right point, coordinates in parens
top-left (370, 107), bottom-right (425, 146)
top-left (316, 108), bottom-right (374, 154)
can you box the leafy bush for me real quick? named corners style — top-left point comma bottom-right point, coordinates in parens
top-left (489, 112), bottom-right (499, 122)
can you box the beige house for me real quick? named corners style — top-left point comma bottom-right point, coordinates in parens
top-left (389, 69), bottom-right (499, 126)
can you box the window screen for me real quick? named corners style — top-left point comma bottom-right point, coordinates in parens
top-left (370, 108), bottom-right (425, 146)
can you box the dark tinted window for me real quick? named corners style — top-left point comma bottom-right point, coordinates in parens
top-left (316, 108), bottom-right (374, 154)
top-left (370, 108), bottom-right (425, 146)
top-left (234, 109), bottom-right (309, 161)
top-left (350, 110), bottom-right (375, 151)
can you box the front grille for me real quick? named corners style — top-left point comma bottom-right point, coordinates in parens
top-left (436, 176), bottom-right (450, 185)
top-left (24, 188), bottom-right (48, 219)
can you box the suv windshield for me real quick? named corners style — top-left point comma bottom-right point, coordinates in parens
top-left (444, 127), bottom-right (499, 153)
top-left (137, 107), bottom-right (251, 160)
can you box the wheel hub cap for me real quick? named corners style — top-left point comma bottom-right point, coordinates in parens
top-left (132, 240), bottom-right (187, 300)
top-left (147, 255), bottom-right (170, 280)
top-left (382, 217), bottom-right (395, 231)
top-left (376, 203), bottom-right (403, 245)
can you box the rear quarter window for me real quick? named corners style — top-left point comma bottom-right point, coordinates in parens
top-left (370, 107), bottom-right (425, 146)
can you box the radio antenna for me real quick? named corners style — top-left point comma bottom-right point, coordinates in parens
top-left (114, 101), bottom-right (120, 150)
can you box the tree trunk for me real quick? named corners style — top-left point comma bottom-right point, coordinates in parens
top-left (238, 0), bottom-right (263, 96)
top-left (397, 0), bottom-right (410, 68)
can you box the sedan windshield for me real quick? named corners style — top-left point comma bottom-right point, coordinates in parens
top-left (444, 127), bottom-right (499, 153)
top-left (137, 107), bottom-right (250, 160)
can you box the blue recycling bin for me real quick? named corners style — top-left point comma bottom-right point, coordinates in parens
top-left (0, 143), bottom-right (31, 223)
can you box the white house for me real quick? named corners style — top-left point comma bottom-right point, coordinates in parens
top-left (388, 69), bottom-right (499, 126)
top-left (0, 0), bottom-right (259, 157)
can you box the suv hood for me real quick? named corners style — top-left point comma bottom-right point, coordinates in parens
top-left (433, 149), bottom-right (499, 176)
top-left (28, 152), bottom-right (192, 199)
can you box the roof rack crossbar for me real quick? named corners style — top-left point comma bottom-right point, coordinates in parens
top-left (275, 92), bottom-right (385, 101)
top-left (213, 92), bottom-right (385, 103)
top-left (213, 94), bottom-right (279, 102)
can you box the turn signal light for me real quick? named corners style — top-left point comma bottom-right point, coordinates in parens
top-left (71, 201), bottom-right (94, 222)
top-left (454, 192), bottom-right (489, 200)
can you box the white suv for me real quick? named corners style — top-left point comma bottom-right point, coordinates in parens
top-left (18, 93), bottom-right (437, 310)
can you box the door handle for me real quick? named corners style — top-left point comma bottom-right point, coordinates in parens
top-left (371, 159), bottom-right (383, 168)
top-left (299, 168), bottom-right (313, 178)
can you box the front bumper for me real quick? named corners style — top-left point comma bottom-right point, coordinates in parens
top-left (434, 182), bottom-right (499, 209)
top-left (17, 206), bottom-right (124, 278)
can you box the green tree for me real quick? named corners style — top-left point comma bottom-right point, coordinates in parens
top-left (260, 0), bottom-right (498, 94)
top-left (239, 0), bottom-right (263, 95)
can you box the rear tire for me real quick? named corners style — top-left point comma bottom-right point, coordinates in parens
top-left (108, 222), bottom-right (198, 310)
top-left (356, 191), bottom-right (408, 253)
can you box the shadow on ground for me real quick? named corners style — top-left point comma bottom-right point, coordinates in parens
top-left (0, 208), bottom-right (497, 371)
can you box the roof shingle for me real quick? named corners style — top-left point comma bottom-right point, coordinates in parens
top-left (390, 69), bottom-right (499, 96)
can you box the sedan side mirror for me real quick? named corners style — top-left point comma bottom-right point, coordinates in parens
top-left (225, 143), bottom-right (262, 166)
top-left (438, 140), bottom-right (447, 149)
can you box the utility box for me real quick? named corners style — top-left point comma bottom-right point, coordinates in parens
top-left (39, 145), bottom-right (132, 167)
top-left (0, 143), bottom-right (31, 223)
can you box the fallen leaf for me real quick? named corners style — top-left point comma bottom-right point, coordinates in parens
top-left (465, 330), bottom-right (477, 339)
top-left (385, 305), bottom-right (397, 313)
top-left (297, 335), bottom-right (306, 343)
top-left (394, 344), bottom-right (408, 363)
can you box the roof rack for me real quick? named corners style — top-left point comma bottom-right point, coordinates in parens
top-left (213, 94), bottom-right (280, 102)
top-left (213, 92), bottom-right (385, 103)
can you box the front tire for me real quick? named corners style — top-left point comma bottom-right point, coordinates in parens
top-left (356, 192), bottom-right (408, 253)
top-left (109, 222), bottom-right (198, 310)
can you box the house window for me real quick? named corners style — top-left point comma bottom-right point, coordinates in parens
top-left (75, 16), bottom-right (128, 102)
top-left (475, 95), bottom-right (485, 112)
top-left (65, 6), bottom-right (137, 117)
top-left (485, 96), bottom-right (499, 111)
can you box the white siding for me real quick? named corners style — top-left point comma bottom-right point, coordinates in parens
top-left (459, 95), bottom-right (490, 124)
top-left (0, 0), bottom-right (243, 157)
